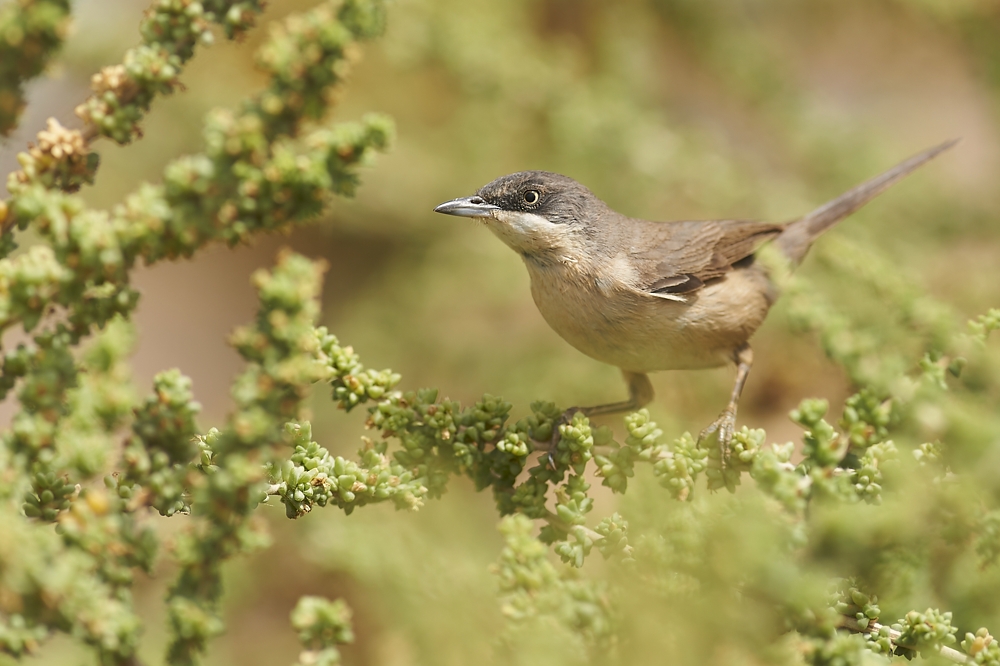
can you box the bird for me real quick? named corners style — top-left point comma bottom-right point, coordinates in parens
top-left (433, 140), bottom-right (957, 454)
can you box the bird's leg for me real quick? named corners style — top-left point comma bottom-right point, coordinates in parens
top-left (546, 371), bottom-right (654, 452)
top-left (699, 344), bottom-right (753, 462)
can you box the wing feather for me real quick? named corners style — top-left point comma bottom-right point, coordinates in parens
top-left (630, 219), bottom-right (783, 296)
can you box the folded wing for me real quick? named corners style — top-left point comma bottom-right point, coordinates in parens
top-left (632, 219), bottom-right (784, 298)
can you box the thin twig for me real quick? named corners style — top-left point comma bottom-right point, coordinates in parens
top-left (840, 615), bottom-right (969, 663)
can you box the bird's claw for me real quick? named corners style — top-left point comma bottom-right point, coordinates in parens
top-left (699, 407), bottom-right (737, 465)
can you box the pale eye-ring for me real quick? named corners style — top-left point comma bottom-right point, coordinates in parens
top-left (523, 190), bottom-right (540, 205)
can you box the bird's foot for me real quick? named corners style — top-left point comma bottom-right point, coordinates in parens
top-left (698, 406), bottom-right (737, 466)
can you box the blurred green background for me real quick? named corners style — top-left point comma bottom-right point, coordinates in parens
top-left (2, 0), bottom-right (999, 663)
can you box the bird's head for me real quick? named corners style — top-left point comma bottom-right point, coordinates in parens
top-left (434, 171), bottom-right (604, 261)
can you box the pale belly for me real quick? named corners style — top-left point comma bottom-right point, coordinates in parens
top-left (527, 265), bottom-right (773, 373)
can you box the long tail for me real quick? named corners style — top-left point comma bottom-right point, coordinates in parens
top-left (775, 139), bottom-right (959, 266)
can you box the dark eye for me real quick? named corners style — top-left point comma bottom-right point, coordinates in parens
top-left (523, 190), bottom-right (540, 205)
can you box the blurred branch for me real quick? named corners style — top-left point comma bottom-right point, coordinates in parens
top-left (0, 0), bottom-right (71, 137)
top-left (1, 0), bottom-right (269, 233)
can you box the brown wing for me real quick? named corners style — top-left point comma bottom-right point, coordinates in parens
top-left (632, 219), bottom-right (784, 296)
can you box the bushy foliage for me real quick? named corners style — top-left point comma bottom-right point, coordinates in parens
top-left (1, 1), bottom-right (999, 666)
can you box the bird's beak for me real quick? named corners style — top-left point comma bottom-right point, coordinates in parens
top-left (433, 196), bottom-right (500, 218)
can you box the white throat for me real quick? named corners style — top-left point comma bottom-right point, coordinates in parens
top-left (485, 210), bottom-right (578, 259)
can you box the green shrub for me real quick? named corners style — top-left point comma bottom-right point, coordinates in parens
top-left (1, 1), bottom-right (999, 665)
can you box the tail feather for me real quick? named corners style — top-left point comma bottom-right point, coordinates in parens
top-left (775, 139), bottom-right (959, 266)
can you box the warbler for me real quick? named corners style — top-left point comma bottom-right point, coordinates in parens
top-left (434, 140), bottom-right (956, 449)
